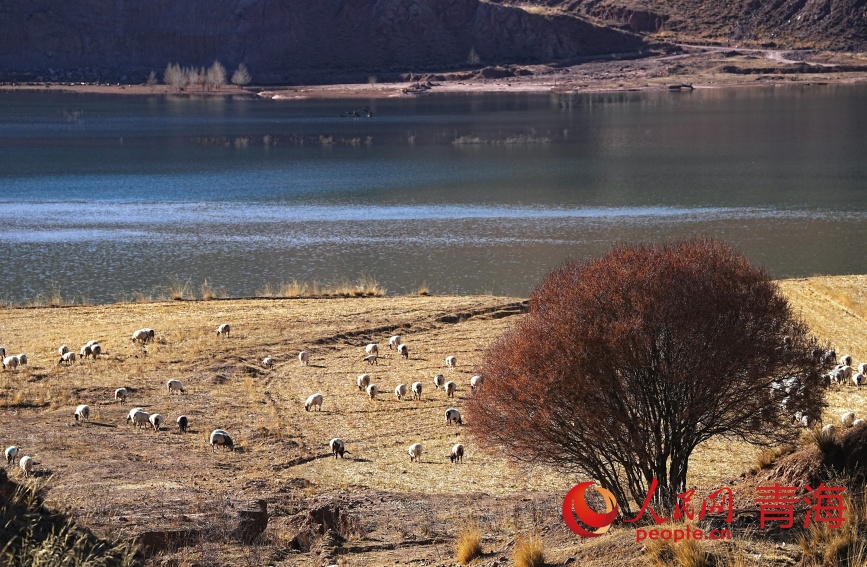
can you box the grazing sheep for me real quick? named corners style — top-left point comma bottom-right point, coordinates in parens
top-left (298, 351), bottom-right (309, 366)
top-left (836, 365), bottom-right (854, 383)
top-left (411, 381), bottom-right (423, 400)
top-left (853, 373), bottom-right (866, 389)
top-left (445, 381), bottom-right (457, 398)
top-left (366, 383), bottom-right (378, 400)
top-left (822, 423), bottom-right (837, 436)
top-left (167, 379), bottom-right (186, 395)
top-left (126, 407), bottom-right (145, 425)
top-left (357, 374), bottom-right (371, 391)
top-left (305, 393), bottom-right (324, 412)
top-left (853, 418), bottom-right (866, 428)
top-left (5, 446), bottom-right (20, 466)
top-left (216, 323), bottom-right (231, 338)
top-left (445, 356), bottom-right (457, 370)
top-left (19, 455), bottom-right (33, 478)
top-left (859, 362), bottom-right (867, 375)
top-left (149, 413), bottom-right (164, 432)
top-left (128, 410), bottom-right (150, 430)
top-left (16, 354), bottom-right (27, 366)
top-left (450, 443), bottom-right (464, 464)
top-left (329, 438), bottom-right (346, 459)
top-left (58, 345), bottom-right (69, 356)
top-left (822, 349), bottom-right (837, 367)
top-left (365, 343), bottom-right (379, 356)
top-left (389, 335), bottom-right (401, 350)
top-left (210, 429), bottom-right (234, 452)
top-left (394, 383), bottom-right (408, 400)
top-left (408, 443), bottom-right (423, 462)
top-left (840, 354), bottom-right (853, 367)
top-left (842, 412), bottom-right (856, 428)
top-left (177, 415), bottom-right (189, 433)
top-left (363, 354), bottom-right (378, 366)
top-left (85, 340), bottom-right (99, 348)
top-left (470, 375), bottom-right (483, 390)
top-left (114, 387), bottom-right (128, 404)
top-left (79, 345), bottom-right (93, 359)
top-left (397, 344), bottom-right (409, 359)
top-left (3, 356), bottom-right (19, 370)
top-left (445, 408), bottom-right (463, 425)
top-left (90, 344), bottom-right (102, 359)
top-left (262, 357), bottom-right (275, 369)
top-left (433, 374), bottom-right (445, 389)
top-left (73, 404), bottom-right (91, 422)
top-left (58, 352), bottom-right (76, 366)
top-left (131, 328), bottom-right (155, 344)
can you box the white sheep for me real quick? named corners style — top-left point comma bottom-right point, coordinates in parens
top-left (58, 352), bottom-right (77, 366)
top-left (5, 445), bottom-right (20, 466)
top-left (356, 373), bottom-right (371, 391)
top-left (450, 443), bottom-right (465, 464)
top-left (840, 354), bottom-right (853, 366)
top-left (16, 353), bottom-right (27, 366)
top-left (90, 344), bottom-right (102, 359)
top-left (114, 387), bottom-right (128, 404)
top-left (210, 429), bottom-right (234, 452)
top-left (852, 418), bottom-right (866, 428)
top-left (394, 383), bottom-right (408, 400)
top-left (329, 438), bottom-right (346, 459)
top-left (822, 423), bottom-right (837, 436)
top-left (262, 357), bottom-right (275, 369)
top-left (411, 381), bottom-right (423, 400)
top-left (841, 412), bottom-right (856, 428)
top-left (408, 442), bottom-right (423, 462)
top-left (128, 410), bottom-right (150, 430)
top-left (389, 335), bottom-right (401, 350)
top-left (305, 393), bottom-right (324, 412)
top-left (445, 381), bottom-right (457, 398)
top-left (298, 351), bottom-right (309, 366)
top-left (58, 345), bottom-right (69, 356)
top-left (859, 362), bottom-right (867, 375)
top-left (79, 345), bottom-right (93, 359)
top-left (3, 356), bottom-right (19, 370)
top-left (445, 408), bottom-right (463, 425)
top-left (836, 365), bottom-right (854, 384)
top-left (131, 328), bottom-right (155, 344)
top-left (365, 343), bottom-right (379, 356)
top-left (149, 413), bottom-right (164, 432)
top-left (363, 354), bottom-right (378, 366)
top-left (470, 375), bottom-right (483, 390)
top-left (397, 344), bottom-right (409, 359)
top-left (74, 404), bottom-right (91, 422)
top-left (853, 373), bottom-right (865, 389)
top-left (19, 455), bottom-right (33, 478)
top-left (126, 407), bottom-right (145, 425)
top-left (167, 379), bottom-right (186, 394)
top-left (445, 356), bottom-right (457, 370)
top-left (433, 374), bottom-right (445, 389)
top-left (216, 323), bottom-right (231, 338)
top-left (366, 383), bottom-right (378, 400)
top-left (85, 340), bottom-right (99, 348)
top-left (177, 415), bottom-right (189, 433)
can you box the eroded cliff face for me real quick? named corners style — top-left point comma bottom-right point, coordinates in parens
top-left (0, 0), bottom-right (646, 83)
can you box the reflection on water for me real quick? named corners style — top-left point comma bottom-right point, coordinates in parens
top-left (0, 86), bottom-right (865, 302)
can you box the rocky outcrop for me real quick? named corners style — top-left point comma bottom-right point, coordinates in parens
top-left (0, 0), bottom-right (647, 84)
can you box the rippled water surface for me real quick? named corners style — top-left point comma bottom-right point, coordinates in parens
top-left (1, 86), bottom-right (865, 302)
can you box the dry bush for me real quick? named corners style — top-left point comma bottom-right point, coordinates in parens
top-left (417, 283), bottom-right (431, 296)
top-left (200, 279), bottom-right (217, 301)
top-left (753, 444), bottom-right (796, 473)
top-left (799, 488), bottom-right (867, 566)
top-left (455, 522), bottom-right (483, 565)
top-left (646, 529), bottom-right (711, 567)
top-left (513, 533), bottom-right (544, 567)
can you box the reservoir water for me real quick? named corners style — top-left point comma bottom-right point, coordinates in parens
top-left (0, 86), bottom-right (865, 302)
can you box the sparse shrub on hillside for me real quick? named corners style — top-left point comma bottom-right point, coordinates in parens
top-left (467, 238), bottom-right (826, 514)
top-left (455, 521), bottom-right (483, 565)
top-left (513, 533), bottom-right (544, 567)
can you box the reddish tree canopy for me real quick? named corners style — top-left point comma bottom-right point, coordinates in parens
top-left (466, 239), bottom-right (824, 514)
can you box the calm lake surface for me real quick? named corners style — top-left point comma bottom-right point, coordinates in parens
top-left (1, 86), bottom-right (865, 302)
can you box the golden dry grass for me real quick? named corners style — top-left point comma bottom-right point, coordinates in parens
top-left (0, 275), bottom-right (864, 564)
top-left (513, 533), bottom-right (545, 567)
top-left (455, 521), bottom-right (484, 565)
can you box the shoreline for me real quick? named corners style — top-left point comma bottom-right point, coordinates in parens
top-left (3, 46), bottom-right (866, 100)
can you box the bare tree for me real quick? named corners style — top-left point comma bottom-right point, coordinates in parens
top-left (163, 63), bottom-right (183, 90)
top-left (231, 63), bottom-right (252, 87)
top-left (146, 70), bottom-right (158, 91)
top-left (206, 61), bottom-right (227, 91)
top-left (466, 239), bottom-right (825, 515)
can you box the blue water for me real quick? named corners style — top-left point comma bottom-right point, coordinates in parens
top-left (0, 87), bottom-right (865, 302)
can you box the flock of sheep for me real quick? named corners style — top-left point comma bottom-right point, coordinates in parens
top-left (2, 325), bottom-right (483, 479)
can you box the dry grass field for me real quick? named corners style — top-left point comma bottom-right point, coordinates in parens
top-left (0, 275), bottom-right (865, 566)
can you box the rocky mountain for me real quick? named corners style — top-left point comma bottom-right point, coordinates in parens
top-left (0, 0), bottom-right (648, 84)
top-left (493, 0), bottom-right (867, 50)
